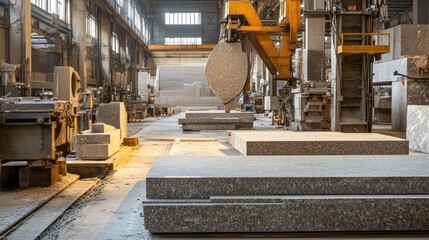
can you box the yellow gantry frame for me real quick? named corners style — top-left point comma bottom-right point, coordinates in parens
top-left (225, 0), bottom-right (301, 80)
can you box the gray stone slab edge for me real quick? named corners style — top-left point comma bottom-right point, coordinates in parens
top-left (143, 197), bottom-right (429, 233)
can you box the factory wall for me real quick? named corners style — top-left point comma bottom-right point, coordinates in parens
top-left (0, 27), bottom-right (5, 63)
top-left (0, 6), bottom-right (6, 63)
top-left (148, 53), bottom-right (208, 76)
top-left (150, 2), bottom-right (220, 44)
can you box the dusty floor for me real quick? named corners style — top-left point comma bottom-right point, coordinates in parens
top-left (29, 113), bottom-right (428, 239)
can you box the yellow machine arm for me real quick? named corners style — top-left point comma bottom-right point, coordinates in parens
top-left (225, 0), bottom-right (301, 80)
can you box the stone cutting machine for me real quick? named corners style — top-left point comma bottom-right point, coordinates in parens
top-left (206, 0), bottom-right (390, 132)
top-left (206, 0), bottom-right (300, 112)
top-left (0, 67), bottom-right (81, 188)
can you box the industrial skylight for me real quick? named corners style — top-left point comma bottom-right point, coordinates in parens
top-left (165, 13), bottom-right (201, 25)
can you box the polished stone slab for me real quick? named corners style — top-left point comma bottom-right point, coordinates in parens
top-left (146, 155), bottom-right (429, 199)
top-left (228, 131), bottom-right (409, 155)
top-left (407, 105), bottom-right (429, 154)
top-left (143, 195), bottom-right (429, 233)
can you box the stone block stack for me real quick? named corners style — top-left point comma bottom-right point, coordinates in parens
top-left (96, 102), bottom-right (128, 141)
top-left (75, 123), bottom-right (121, 160)
top-left (143, 156), bottom-right (429, 233)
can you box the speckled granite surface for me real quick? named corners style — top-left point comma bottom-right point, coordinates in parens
top-left (143, 155), bottom-right (429, 233)
top-left (178, 111), bottom-right (254, 131)
top-left (144, 195), bottom-right (429, 233)
top-left (205, 42), bottom-right (249, 112)
top-left (185, 111), bottom-right (254, 122)
top-left (407, 105), bottom-right (429, 153)
top-left (228, 131), bottom-right (409, 155)
top-left (146, 156), bottom-right (429, 199)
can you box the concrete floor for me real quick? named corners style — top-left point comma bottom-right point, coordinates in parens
top-left (34, 113), bottom-right (428, 239)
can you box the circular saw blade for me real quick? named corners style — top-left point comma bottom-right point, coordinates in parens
top-left (205, 42), bottom-right (249, 113)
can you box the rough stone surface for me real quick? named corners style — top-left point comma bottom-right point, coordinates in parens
top-left (229, 131), bottom-right (409, 155)
top-left (407, 105), bottom-right (429, 153)
top-left (205, 42), bottom-right (249, 112)
top-left (390, 78), bottom-right (429, 132)
top-left (379, 24), bottom-right (429, 63)
top-left (146, 156), bottom-right (429, 199)
top-left (91, 123), bottom-right (116, 133)
top-left (143, 195), bottom-right (429, 233)
top-left (76, 129), bottom-right (121, 145)
top-left (75, 143), bottom-right (119, 160)
top-left (407, 80), bottom-right (429, 105)
top-left (96, 102), bottom-right (128, 141)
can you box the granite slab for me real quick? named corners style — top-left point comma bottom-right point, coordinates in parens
top-left (146, 155), bottom-right (429, 199)
top-left (143, 195), bottom-right (429, 233)
top-left (182, 124), bottom-right (236, 131)
top-left (178, 111), bottom-right (254, 131)
top-left (96, 102), bottom-right (128, 141)
top-left (75, 143), bottom-right (120, 160)
top-left (75, 129), bottom-right (121, 145)
top-left (228, 131), bottom-right (409, 155)
top-left (91, 123), bottom-right (116, 133)
top-left (178, 118), bottom-right (240, 124)
top-left (185, 111), bottom-right (254, 123)
top-left (407, 105), bottom-right (429, 154)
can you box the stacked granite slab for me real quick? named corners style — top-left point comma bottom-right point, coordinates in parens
top-left (75, 123), bottom-right (121, 160)
top-left (155, 66), bottom-right (224, 109)
top-left (228, 131), bottom-right (409, 155)
top-left (96, 102), bottom-right (128, 141)
top-left (179, 111), bottom-right (254, 131)
top-left (407, 105), bottom-right (429, 154)
top-left (143, 156), bottom-right (429, 233)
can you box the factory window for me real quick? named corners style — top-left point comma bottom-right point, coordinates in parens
top-left (31, 0), bottom-right (69, 23)
top-left (31, 0), bottom-right (47, 9)
top-left (165, 37), bottom-right (202, 45)
top-left (116, 0), bottom-right (124, 7)
top-left (127, 2), bottom-right (134, 25)
top-left (165, 13), bottom-right (201, 25)
top-left (112, 33), bottom-right (120, 53)
top-left (135, 10), bottom-right (141, 33)
top-left (87, 16), bottom-right (98, 39)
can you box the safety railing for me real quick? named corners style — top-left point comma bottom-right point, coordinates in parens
top-left (338, 33), bottom-right (390, 54)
